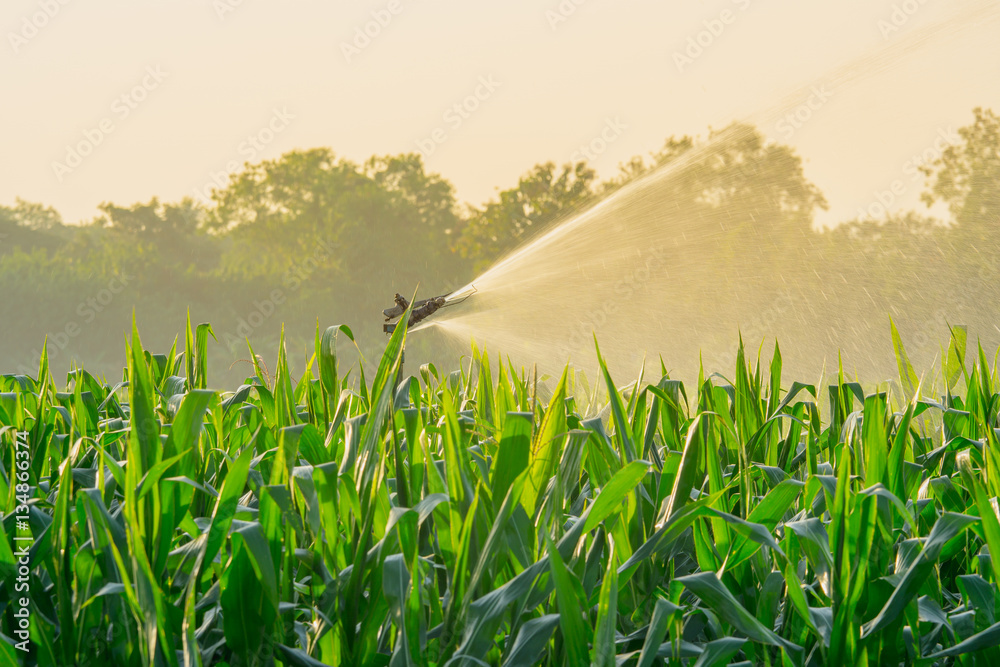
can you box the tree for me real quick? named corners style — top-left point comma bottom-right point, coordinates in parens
top-left (364, 153), bottom-right (460, 241)
top-left (0, 200), bottom-right (66, 258)
top-left (89, 197), bottom-right (215, 281)
top-left (210, 148), bottom-right (361, 284)
top-left (100, 198), bottom-right (201, 238)
top-left (674, 124), bottom-right (827, 235)
top-left (11, 198), bottom-right (63, 230)
top-left (454, 161), bottom-right (596, 271)
top-left (209, 148), bottom-right (463, 324)
top-left (921, 107), bottom-right (1000, 236)
top-left (362, 153), bottom-right (466, 289)
top-left (822, 211), bottom-right (951, 290)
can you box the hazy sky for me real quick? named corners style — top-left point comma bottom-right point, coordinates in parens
top-left (3, 0), bottom-right (999, 227)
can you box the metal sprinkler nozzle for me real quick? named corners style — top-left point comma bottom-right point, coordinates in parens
top-left (382, 286), bottom-right (475, 334)
top-left (382, 293), bottom-right (448, 334)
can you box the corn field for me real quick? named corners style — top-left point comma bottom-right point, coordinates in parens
top-left (3, 311), bottom-right (1000, 666)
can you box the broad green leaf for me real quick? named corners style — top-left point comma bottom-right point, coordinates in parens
top-left (677, 571), bottom-right (801, 657)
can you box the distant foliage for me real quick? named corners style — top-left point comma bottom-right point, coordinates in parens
top-left (0, 110), bottom-right (998, 384)
top-left (921, 107), bottom-right (1000, 228)
top-left (454, 161), bottom-right (597, 271)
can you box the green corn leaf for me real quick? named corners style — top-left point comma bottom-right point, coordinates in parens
top-left (547, 534), bottom-right (592, 667)
top-left (582, 460), bottom-right (652, 534)
top-left (591, 537), bottom-right (618, 667)
top-left (595, 336), bottom-right (637, 462)
top-left (692, 637), bottom-right (747, 667)
top-left (677, 571), bottom-right (801, 657)
top-left (890, 316), bottom-right (919, 399)
top-left (501, 614), bottom-right (561, 667)
top-left (523, 365), bottom-right (569, 516)
top-left (863, 512), bottom-right (980, 637)
top-left (925, 620), bottom-right (1000, 659)
top-left (636, 598), bottom-right (683, 667)
top-left (491, 411), bottom-right (533, 513)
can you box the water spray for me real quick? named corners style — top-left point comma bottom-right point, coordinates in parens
top-left (412, 1), bottom-right (1000, 383)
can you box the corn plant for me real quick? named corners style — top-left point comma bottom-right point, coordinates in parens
top-left (2, 315), bottom-right (1000, 666)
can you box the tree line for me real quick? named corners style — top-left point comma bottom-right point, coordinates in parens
top-left (1, 108), bottom-right (997, 385)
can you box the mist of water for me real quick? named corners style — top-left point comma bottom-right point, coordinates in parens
top-left (416, 1), bottom-right (1000, 385)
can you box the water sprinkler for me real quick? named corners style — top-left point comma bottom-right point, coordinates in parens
top-left (382, 287), bottom-right (475, 388)
top-left (382, 286), bottom-right (476, 335)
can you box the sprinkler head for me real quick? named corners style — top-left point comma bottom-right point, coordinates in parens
top-left (382, 285), bottom-right (477, 334)
top-left (382, 292), bottom-right (450, 334)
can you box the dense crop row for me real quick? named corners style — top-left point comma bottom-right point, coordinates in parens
top-left (2, 311), bottom-right (1000, 666)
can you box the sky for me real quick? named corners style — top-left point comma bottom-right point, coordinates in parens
top-left (2, 0), bottom-right (999, 227)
